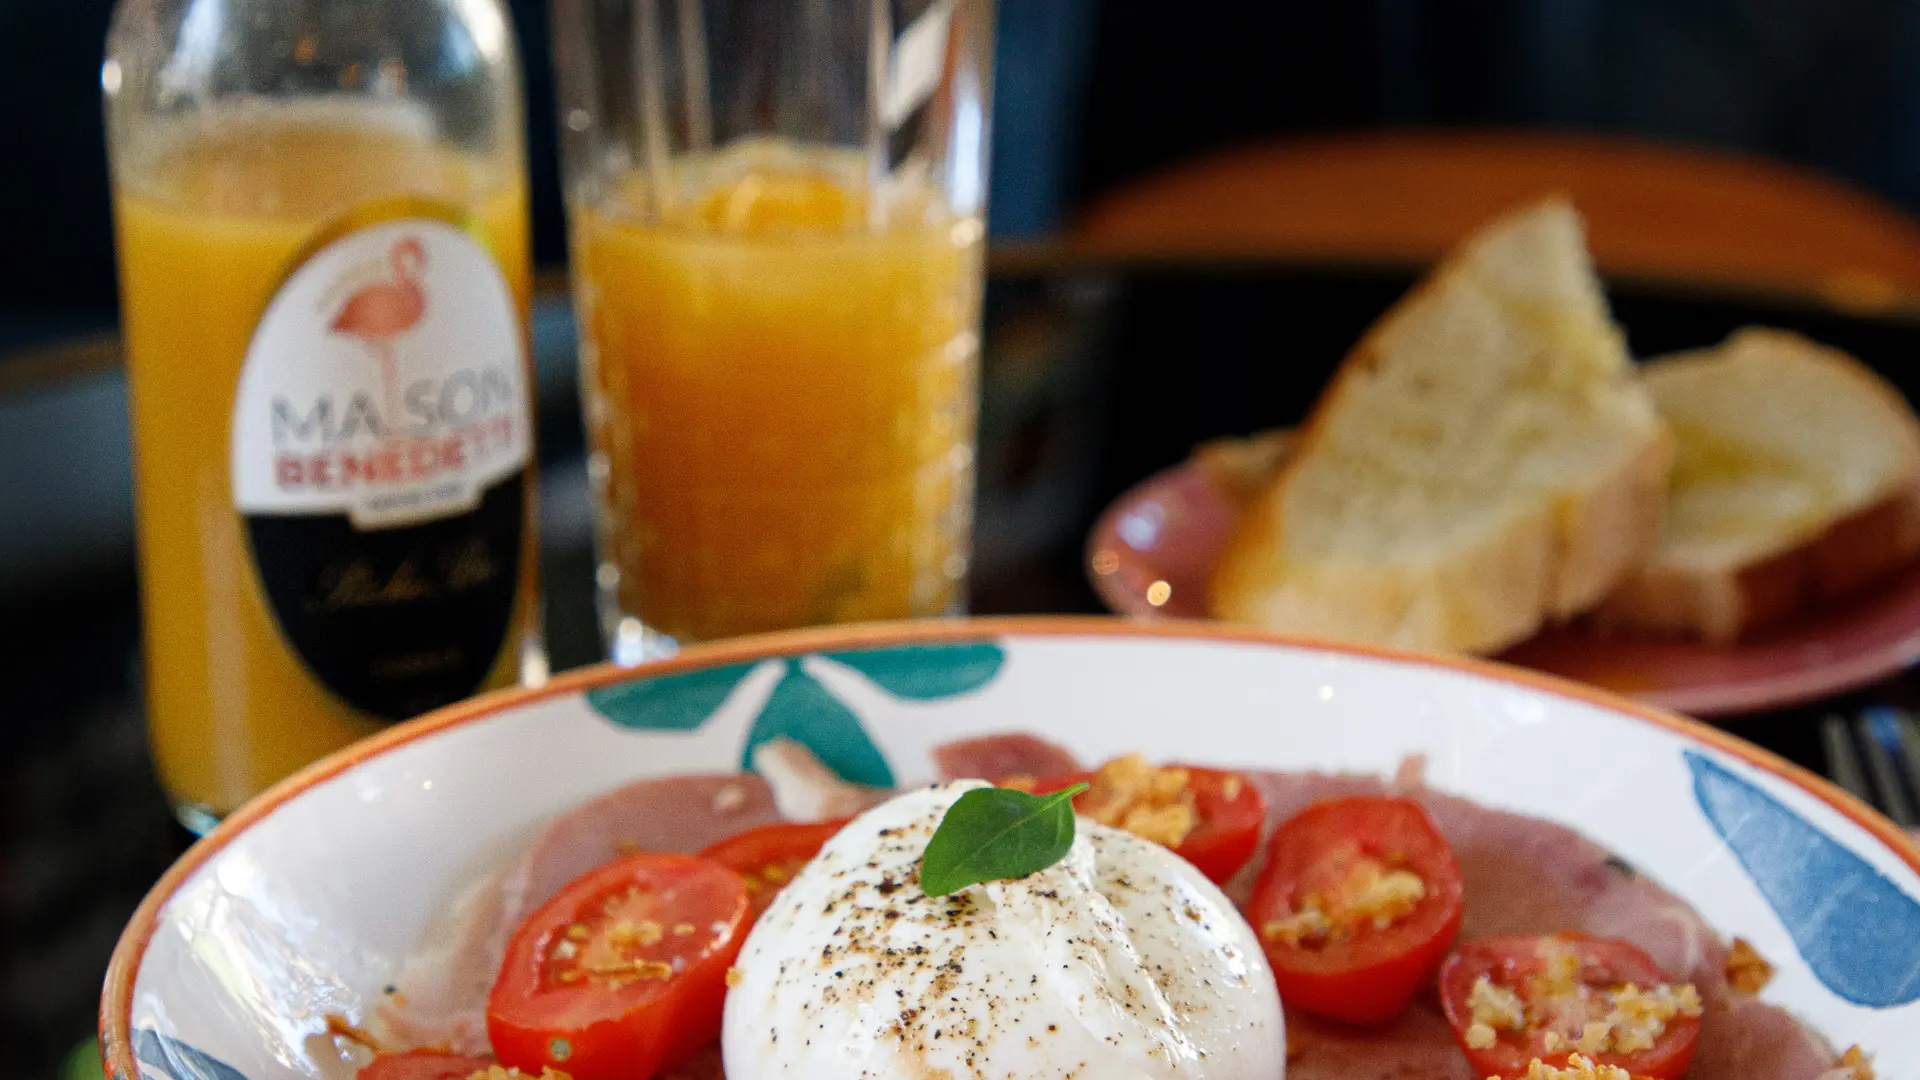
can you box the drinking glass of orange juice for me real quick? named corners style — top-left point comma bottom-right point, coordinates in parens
top-left (552, 0), bottom-right (994, 658)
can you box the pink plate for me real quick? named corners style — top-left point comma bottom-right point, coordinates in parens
top-left (1089, 461), bottom-right (1920, 717)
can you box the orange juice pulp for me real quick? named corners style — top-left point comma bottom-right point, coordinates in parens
top-left (115, 126), bottom-right (538, 816)
top-left (577, 161), bottom-right (982, 642)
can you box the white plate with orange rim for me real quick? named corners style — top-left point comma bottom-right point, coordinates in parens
top-left (1088, 460), bottom-right (1920, 718)
top-left (103, 617), bottom-right (1920, 1080)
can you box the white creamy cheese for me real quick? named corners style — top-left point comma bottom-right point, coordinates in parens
top-left (721, 781), bottom-right (1286, 1080)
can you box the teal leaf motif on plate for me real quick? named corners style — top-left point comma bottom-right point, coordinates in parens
top-left (585, 661), bottom-right (759, 731)
top-left (583, 640), bottom-right (1006, 790)
top-left (742, 660), bottom-right (895, 788)
top-left (1686, 749), bottom-right (1920, 1007)
top-left (823, 642), bottom-right (1005, 700)
top-left (132, 1029), bottom-right (248, 1080)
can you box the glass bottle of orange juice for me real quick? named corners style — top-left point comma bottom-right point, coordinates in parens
top-left (103, 0), bottom-right (541, 829)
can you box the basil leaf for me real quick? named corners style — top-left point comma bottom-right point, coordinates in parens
top-left (919, 783), bottom-right (1089, 896)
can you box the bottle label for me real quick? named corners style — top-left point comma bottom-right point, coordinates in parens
top-left (231, 210), bottom-right (530, 720)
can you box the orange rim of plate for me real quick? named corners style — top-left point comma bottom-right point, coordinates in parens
top-left (98, 614), bottom-right (1920, 1080)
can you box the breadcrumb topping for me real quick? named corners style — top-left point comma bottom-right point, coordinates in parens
top-left (1497, 1054), bottom-right (1631, 1080)
top-left (466, 1068), bottom-right (571, 1080)
top-left (1003, 755), bottom-right (1206, 849)
top-left (1466, 972), bottom-right (1528, 1030)
top-left (607, 920), bottom-right (664, 948)
top-left (1078, 754), bottom-right (1200, 848)
top-left (1262, 850), bottom-right (1427, 948)
top-left (545, 885), bottom-right (707, 989)
top-left (1467, 939), bottom-right (1702, 1056)
top-left (1725, 937), bottom-right (1775, 994)
top-left (1265, 907), bottom-right (1335, 949)
top-left (1834, 1045), bottom-right (1876, 1080)
top-left (1532, 937), bottom-right (1582, 998)
top-left (1593, 981), bottom-right (1703, 1053)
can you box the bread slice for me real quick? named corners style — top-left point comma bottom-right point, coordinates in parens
top-left (1591, 328), bottom-right (1920, 643)
top-left (1193, 429), bottom-right (1297, 509)
top-left (1208, 198), bottom-right (1671, 655)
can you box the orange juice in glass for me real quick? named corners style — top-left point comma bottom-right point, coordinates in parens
top-left (552, 0), bottom-right (996, 654)
top-left (576, 149), bottom-right (981, 646)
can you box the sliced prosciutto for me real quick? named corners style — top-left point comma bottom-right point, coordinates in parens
top-left (931, 731), bottom-right (1081, 782)
top-left (377, 773), bottom-right (781, 1052)
top-left (1246, 768), bottom-right (1840, 1080)
top-left (373, 736), bottom-right (1852, 1079)
top-left (376, 740), bottom-right (892, 1053)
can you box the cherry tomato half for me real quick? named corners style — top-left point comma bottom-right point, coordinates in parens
top-left (1438, 933), bottom-right (1703, 1079)
top-left (698, 819), bottom-right (848, 924)
top-left (356, 1050), bottom-right (494, 1080)
top-left (487, 853), bottom-right (749, 1080)
top-left (1246, 795), bottom-right (1464, 1025)
top-left (1020, 764), bottom-right (1266, 883)
top-left (1177, 767), bottom-right (1268, 882)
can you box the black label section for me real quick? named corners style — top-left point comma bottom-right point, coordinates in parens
top-left (245, 475), bottom-right (524, 721)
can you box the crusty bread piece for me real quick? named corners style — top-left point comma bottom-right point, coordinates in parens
top-left (1208, 198), bottom-right (1672, 655)
top-left (1193, 429), bottom-right (1297, 509)
top-left (1591, 328), bottom-right (1920, 643)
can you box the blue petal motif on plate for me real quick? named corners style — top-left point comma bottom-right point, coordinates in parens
top-left (742, 660), bottom-right (895, 788)
top-left (1686, 749), bottom-right (1920, 1007)
top-left (821, 641), bottom-right (1005, 700)
top-left (586, 661), bottom-right (758, 731)
top-left (131, 1030), bottom-right (248, 1080)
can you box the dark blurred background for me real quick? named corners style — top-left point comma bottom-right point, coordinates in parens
top-left (11, 0), bottom-right (1920, 338)
top-left (9, 1), bottom-right (1920, 1075)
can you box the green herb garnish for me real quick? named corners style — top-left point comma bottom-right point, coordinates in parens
top-left (919, 783), bottom-right (1089, 896)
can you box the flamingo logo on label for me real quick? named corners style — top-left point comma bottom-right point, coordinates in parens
top-left (232, 218), bottom-right (530, 530)
top-left (331, 234), bottom-right (428, 425)
top-left (231, 212), bottom-right (531, 720)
